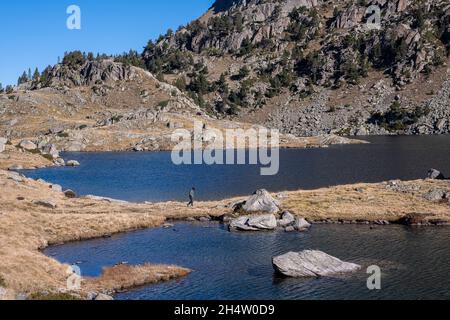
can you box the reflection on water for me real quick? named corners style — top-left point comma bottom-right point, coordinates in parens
top-left (45, 223), bottom-right (450, 300)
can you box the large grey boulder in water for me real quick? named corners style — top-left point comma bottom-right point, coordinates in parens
top-left (229, 214), bottom-right (277, 231)
top-left (241, 189), bottom-right (280, 214)
top-left (273, 250), bottom-right (361, 278)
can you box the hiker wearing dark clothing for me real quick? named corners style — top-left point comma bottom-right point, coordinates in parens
top-left (188, 187), bottom-right (196, 207)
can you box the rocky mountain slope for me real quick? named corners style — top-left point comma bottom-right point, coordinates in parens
top-left (142, 0), bottom-right (450, 136)
top-left (1, 57), bottom-right (363, 166)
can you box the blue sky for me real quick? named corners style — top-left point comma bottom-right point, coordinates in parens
top-left (0, 0), bottom-right (214, 86)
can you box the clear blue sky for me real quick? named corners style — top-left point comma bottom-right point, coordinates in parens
top-left (0, 0), bottom-right (214, 86)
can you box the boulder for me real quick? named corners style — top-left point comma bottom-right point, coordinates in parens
top-left (41, 144), bottom-right (59, 160)
top-left (50, 184), bottom-right (63, 193)
top-left (294, 218), bottom-right (311, 231)
top-left (0, 137), bottom-right (7, 153)
top-left (272, 250), bottom-right (361, 278)
top-left (277, 211), bottom-right (295, 227)
top-left (229, 216), bottom-right (259, 231)
top-left (424, 189), bottom-right (447, 202)
top-left (32, 199), bottom-right (57, 209)
top-left (66, 160), bottom-right (80, 167)
top-left (54, 158), bottom-right (66, 166)
top-left (64, 190), bottom-right (77, 198)
top-left (427, 169), bottom-right (445, 180)
top-left (247, 214), bottom-right (277, 230)
top-left (19, 140), bottom-right (37, 151)
top-left (240, 189), bottom-right (280, 214)
top-left (94, 293), bottom-right (114, 301)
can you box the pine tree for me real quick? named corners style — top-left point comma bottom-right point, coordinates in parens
top-left (28, 68), bottom-right (32, 80)
top-left (18, 71), bottom-right (28, 85)
top-left (33, 68), bottom-right (40, 81)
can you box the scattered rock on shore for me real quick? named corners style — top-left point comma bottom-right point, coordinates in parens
top-left (54, 158), bottom-right (65, 166)
top-left (8, 165), bottom-right (24, 171)
top-left (64, 190), bottom-right (77, 198)
top-left (272, 250), bottom-right (361, 278)
top-left (427, 169), bottom-right (446, 180)
top-left (19, 140), bottom-right (37, 151)
top-left (32, 199), bottom-right (57, 209)
top-left (424, 188), bottom-right (448, 202)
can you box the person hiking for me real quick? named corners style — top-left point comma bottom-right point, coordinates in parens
top-left (187, 187), bottom-right (196, 207)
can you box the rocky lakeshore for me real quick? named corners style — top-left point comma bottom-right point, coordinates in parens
top-left (1, 164), bottom-right (450, 300)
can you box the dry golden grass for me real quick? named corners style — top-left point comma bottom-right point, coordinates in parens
top-left (85, 264), bottom-right (191, 293)
top-left (282, 180), bottom-right (450, 222)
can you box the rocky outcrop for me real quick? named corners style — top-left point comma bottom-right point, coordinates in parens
top-left (43, 59), bottom-right (137, 89)
top-left (272, 250), bottom-right (361, 278)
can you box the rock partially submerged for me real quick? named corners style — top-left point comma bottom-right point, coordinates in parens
top-left (229, 214), bottom-right (277, 231)
top-left (294, 218), bottom-right (312, 231)
top-left (236, 189), bottom-right (280, 214)
top-left (66, 160), bottom-right (80, 167)
top-left (272, 250), bottom-right (361, 278)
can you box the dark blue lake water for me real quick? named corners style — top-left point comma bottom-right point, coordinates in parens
top-left (22, 135), bottom-right (450, 202)
top-left (45, 223), bottom-right (450, 300)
